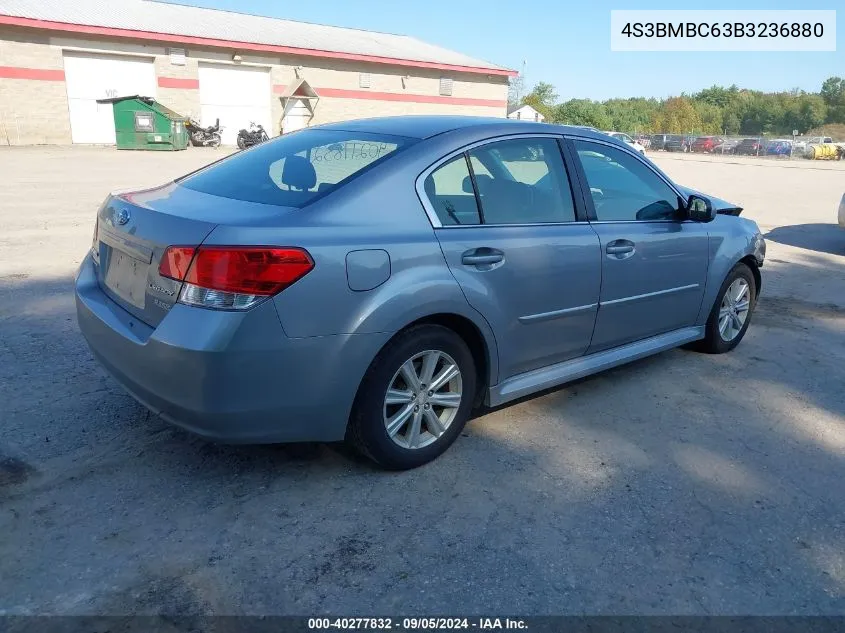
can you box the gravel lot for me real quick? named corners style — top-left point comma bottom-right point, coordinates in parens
top-left (1, 146), bottom-right (843, 616)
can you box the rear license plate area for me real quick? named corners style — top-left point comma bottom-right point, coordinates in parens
top-left (104, 250), bottom-right (149, 309)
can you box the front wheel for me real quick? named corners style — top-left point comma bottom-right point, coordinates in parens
top-left (236, 136), bottom-right (246, 150)
top-left (347, 325), bottom-right (477, 470)
top-left (695, 262), bottom-right (757, 354)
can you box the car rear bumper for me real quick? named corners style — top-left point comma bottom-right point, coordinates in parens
top-left (75, 254), bottom-right (390, 444)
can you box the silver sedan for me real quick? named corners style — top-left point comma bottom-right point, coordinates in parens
top-left (76, 116), bottom-right (766, 469)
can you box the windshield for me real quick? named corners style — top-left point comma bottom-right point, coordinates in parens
top-left (179, 129), bottom-right (417, 207)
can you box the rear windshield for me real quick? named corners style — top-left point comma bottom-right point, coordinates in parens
top-left (179, 129), bottom-right (417, 207)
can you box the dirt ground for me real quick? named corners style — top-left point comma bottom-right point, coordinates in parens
top-left (0, 146), bottom-right (843, 616)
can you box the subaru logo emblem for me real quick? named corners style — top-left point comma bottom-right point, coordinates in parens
top-left (115, 208), bottom-right (130, 225)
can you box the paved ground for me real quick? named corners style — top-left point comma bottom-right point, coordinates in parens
top-left (1, 146), bottom-right (843, 616)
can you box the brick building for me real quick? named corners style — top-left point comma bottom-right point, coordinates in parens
top-left (0, 0), bottom-right (514, 145)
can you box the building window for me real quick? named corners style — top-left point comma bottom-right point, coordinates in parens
top-left (439, 77), bottom-right (453, 96)
top-left (359, 73), bottom-right (371, 89)
top-left (516, 111), bottom-right (521, 120)
top-left (168, 48), bottom-right (186, 66)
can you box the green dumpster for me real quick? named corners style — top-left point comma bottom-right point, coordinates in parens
top-left (96, 95), bottom-right (188, 151)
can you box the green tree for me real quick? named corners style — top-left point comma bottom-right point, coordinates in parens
top-left (723, 112), bottom-right (741, 135)
top-left (554, 99), bottom-right (612, 129)
top-left (652, 97), bottom-right (702, 133)
top-left (603, 98), bottom-right (660, 133)
top-left (820, 76), bottom-right (845, 123)
top-left (783, 94), bottom-right (827, 134)
top-left (522, 81), bottom-right (558, 120)
top-left (693, 101), bottom-right (724, 134)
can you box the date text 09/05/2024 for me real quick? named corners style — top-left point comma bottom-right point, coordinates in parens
top-left (307, 618), bottom-right (528, 630)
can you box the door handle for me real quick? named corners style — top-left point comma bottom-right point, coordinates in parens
top-left (605, 239), bottom-right (635, 257)
top-left (461, 248), bottom-right (504, 266)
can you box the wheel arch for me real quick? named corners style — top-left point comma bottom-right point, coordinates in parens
top-left (739, 255), bottom-right (762, 296)
top-left (349, 311), bottom-right (498, 417)
top-left (404, 313), bottom-right (494, 408)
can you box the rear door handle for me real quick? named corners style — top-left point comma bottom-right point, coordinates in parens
top-left (461, 248), bottom-right (504, 266)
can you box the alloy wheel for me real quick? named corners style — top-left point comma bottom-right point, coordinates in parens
top-left (718, 278), bottom-right (751, 342)
top-left (383, 350), bottom-right (463, 450)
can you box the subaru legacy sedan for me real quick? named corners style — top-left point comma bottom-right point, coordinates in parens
top-left (76, 116), bottom-right (766, 469)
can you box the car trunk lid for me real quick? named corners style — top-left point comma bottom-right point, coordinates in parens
top-left (94, 182), bottom-right (297, 327)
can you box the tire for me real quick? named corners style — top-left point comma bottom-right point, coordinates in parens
top-left (236, 136), bottom-right (246, 150)
top-left (347, 325), bottom-right (477, 470)
top-left (695, 262), bottom-right (757, 354)
top-left (210, 134), bottom-right (221, 149)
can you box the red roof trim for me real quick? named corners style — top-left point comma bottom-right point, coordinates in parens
top-left (0, 15), bottom-right (517, 77)
top-left (158, 76), bottom-right (199, 89)
top-left (313, 87), bottom-right (507, 108)
top-left (0, 65), bottom-right (65, 81)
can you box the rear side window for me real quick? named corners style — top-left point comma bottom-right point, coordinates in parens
top-left (423, 155), bottom-right (481, 225)
top-left (467, 138), bottom-right (576, 224)
top-left (179, 130), bottom-right (416, 207)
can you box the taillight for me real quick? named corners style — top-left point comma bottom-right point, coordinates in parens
top-left (159, 246), bottom-right (196, 281)
top-left (159, 246), bottom-right (313, 310)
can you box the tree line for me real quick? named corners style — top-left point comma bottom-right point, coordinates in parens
top-left (510, 77), bottom-right (845, 137)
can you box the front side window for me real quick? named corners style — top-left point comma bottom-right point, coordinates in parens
top-left (466, 138), bottom-right (576, 224)
top-left (574, 140), bottom-right (683, 222)
top-left (179, 129), bottom-right (415, 208)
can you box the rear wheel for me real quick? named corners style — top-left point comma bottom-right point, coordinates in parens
top-left (347, 325), bottom-right (476, 470)
top-left (696, 262), bottom-right (757, 354)
top-left (210, 133), bottom-right (221, 149)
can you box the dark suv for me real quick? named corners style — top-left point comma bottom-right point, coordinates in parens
top-left (650, 134), bottom-right (671, 150)
top-left (665, 135), bottom-right (694, 152)
top-left (734, 138), bottom-right (764, 156)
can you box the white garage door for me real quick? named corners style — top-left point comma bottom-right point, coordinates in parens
top-left (63, 52), bottom-right (156, 144)
top-left (199, 64), bottom-right (272, 146)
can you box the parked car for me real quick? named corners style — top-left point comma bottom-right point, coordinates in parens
top-left (605, 131), bottom-right (646, 154)
top-left (650, 134), bottom-right (671, 150)
top-left (765, 139), bottom-right (793, 156)
top-left (76, 116), bottom-right (765, 469)
top-left (712, 138), bottom-right (740, 154)
top-left (665, 135), bottom-right (695, 152)
top-left (734, 138), bottom-right (765, 156)
top-left (691, 136), bottom-right (724, 153)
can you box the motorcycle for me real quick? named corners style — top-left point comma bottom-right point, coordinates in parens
top-left (186, 118), bottom-right (222, 148)
top-left (237, 122), bottom-right (269, 150)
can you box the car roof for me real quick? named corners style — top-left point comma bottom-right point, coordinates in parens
top-left (315, 115), bottom-right (611, 141)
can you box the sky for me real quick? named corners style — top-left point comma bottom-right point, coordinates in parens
top-left (167, 0), bottom-right (843, 101)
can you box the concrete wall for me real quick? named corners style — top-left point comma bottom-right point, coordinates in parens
top-left (0, 25), bottom-right (510, 145)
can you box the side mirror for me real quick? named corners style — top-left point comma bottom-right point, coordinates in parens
top-left (687, 194), bottom-right (716, 222)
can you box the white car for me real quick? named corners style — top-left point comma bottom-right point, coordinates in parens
top-left (605, 132), bottom-right (646, 155)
